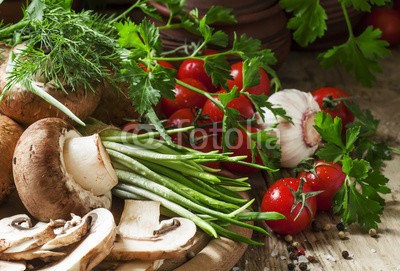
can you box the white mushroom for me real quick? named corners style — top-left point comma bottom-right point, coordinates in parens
top-left (107, 200), bottom-right (197, 262)
top-left (41, 214), bottom-right (89, 250)
top-left (0, 260), bottom-right (26, 271)
top-left (0, 214), bottom-right (55, 253)
top-left (12, 118), bottom-right (117, 221)
top-left (38, 208), bottom-right (116, 271)
top-left (96, 260), bottom-right (164, 271)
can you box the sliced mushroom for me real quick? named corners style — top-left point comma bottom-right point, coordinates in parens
top-left (0, 248), bottom-right (66, 261)
top-left (0, 113), bottom-right (23, 204)
top-left (95, 260), bottom-right (164, 271)
top-left (0, 260), bottom-right (26, 271)
top-left (0, 214), bottom-right (55, 253)
top-left (107, 200), bottom-right (197, 261)
top-left (41, 214), bottom-right (89, 250)
top-left (12, 118), bottom-right (117, 221)
top-left (38, 208), bottom-right (116, 271)
top-left (0, 43), bottom-right (103, 127)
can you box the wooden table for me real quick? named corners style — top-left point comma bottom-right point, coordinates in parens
top-left (234, 45), bottom-right (400, 271)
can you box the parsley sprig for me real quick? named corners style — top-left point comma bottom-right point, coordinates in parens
top-left (280, 0), bottom-right (391, 87)
top-left (314, 103), bottom-right (392, 229)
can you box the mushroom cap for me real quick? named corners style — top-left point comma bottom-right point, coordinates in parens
top-left (0, 43), bottom-right (103, 127)
top-left (12, 118), bottom-right (112, 221)
top-left (0, 113), bottom-right (23, 204)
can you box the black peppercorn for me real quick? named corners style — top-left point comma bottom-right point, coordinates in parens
top-left (289, 252), bottom-right (298, 261)
top-left (342, 250), bottom-right (350, 259)
top-left (336, 222), bottom-right (345, 231)
top-left (287, 262), bottom-right (295, 271)
top-left (299, 262), bottom-right (308, 270)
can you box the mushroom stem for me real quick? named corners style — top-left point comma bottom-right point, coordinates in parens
top-left (63, 133), bottom-right (118, 196)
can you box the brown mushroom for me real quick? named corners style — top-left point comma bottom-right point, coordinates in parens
top-left (107, 200), bottom-right (197, 262)
top-left (0, 43), bottom-right (103, 127)
top-left (0, 113), bottom-right (23, 204)
top-left (12, 118), bottom-right (117, 221)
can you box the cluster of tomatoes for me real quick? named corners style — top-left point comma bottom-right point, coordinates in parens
top-left (362, 3), bottom-right (400, 46)
top-left (261, 160), bottom-right (346, 236)
top-left (261, 86), bottom-right (354, 236)
top-left (158, 55), bottom-right (271, 173)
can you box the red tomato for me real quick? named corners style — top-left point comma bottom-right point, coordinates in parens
top-left (261, 178), bottom-right (317, 235)
top-left (165, 108), bottom-right (221, 168)
top-left (160, 78), bottom-right (208, 118)
top-left (227, 61), bottom-right (270, 96)
top-left (297, 160), bottom-right (346, 211)
top-left (157, 60), bottom-right (176, 69)
top-left (311, 87), bottom-right (355, 130)
top-left (362, 7), bottom-right (400, 46)
top-left (177, 59), bottom-right (218, 92)
top-left (201, 90), bottom-right (255, 123)
top-left (222, 126), bottom-right (263, 174)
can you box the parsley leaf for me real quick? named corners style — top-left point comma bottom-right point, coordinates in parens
top-left (319, 27), bottom-right (391, 87)
top-left (279, 0), bottom-right (327, 47)
top-left (340, 0), bottom-right (390, 12)
top-left (315, 110), bottom-right (391, 230)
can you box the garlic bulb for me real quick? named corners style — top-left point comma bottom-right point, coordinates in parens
top-left (258, 89), bottom-right (321, 168)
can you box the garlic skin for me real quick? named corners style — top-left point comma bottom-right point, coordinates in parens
top-left (258, 89), bottom-right (321, 168)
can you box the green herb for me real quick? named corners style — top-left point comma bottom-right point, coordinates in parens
top-left (0, 0), bottom-right (121, 125)
top-left (314, 111), bottom-right (391, 229)
top-left (280, 0), bottom-right (391, 86)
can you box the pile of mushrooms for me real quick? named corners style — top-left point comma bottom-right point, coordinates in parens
top-left (0, 208), bottom-right (116, 271)
top-left (6, 116), bottom-right (199, 270)
top-left (0, 201), bottom-right (198, 271)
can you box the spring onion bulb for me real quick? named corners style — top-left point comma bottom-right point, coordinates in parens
top-left (258, 89), bottom-right (321, 168)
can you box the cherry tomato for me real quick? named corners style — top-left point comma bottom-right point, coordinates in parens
top-left (157, 60), bottom-right (176, 69)
top-left (227, 61), bottom-right (270, 96)
top-left (311, 87), bottom-right (355, 130)
top-left (165, 108), bottom-right (221, 168)
top-left (222, 126), bottom-right (263, 174)
top-left (362, 7), bottom-right (400, 46)
top-left (160, 78), bottom-right (208, 118)
top-left (177, 59), bottom-right (218, 92)
top-left (201, 90), bottom-right (255, 123)
top-left (261, 178), bottom-right (317, 235)
top-left (297, 160), bottom-right (346, 211)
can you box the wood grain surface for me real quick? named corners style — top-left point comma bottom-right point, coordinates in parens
top-left (233, 46), bottom-right (400, 271)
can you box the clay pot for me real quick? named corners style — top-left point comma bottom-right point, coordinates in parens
top-left (150, 1), bottom-right (291, 67)
top-left (291, 0), bottom-right (365, 51)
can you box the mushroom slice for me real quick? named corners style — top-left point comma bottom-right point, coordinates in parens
top-left (95, 260), bottom-right (163, 271)
top-left (107, 200), bottom-right (197, 261)
top-left (12, 118), bottom-right (115, 221)
top-left (0, 260), bottom-right (26, 271)
top-left (0, 214), bottom-right (55, 253)
top-left (0, 248), bottom-right (65, 261)
top-left (41, 214), bottom-right (89, 250)
top-left (38, 208), bottom-right (116, 271)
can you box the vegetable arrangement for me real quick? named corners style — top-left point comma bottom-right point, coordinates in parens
top-left (0, 0), bottom-right (398, 269)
